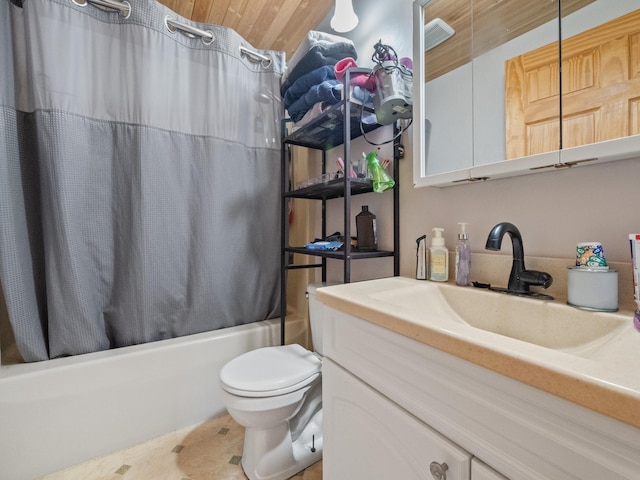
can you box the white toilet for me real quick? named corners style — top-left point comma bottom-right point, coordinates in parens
top-left (219, 283), bottom-right (327, 480)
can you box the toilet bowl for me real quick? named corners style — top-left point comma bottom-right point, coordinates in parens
top-left (219, 283), bottom-right (329, 480)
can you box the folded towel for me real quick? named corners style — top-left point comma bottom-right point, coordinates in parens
top-left (280, 42), bottom-right (357, 96)
top-left (284, 30), bottom-right (357, 82)
top-left (287, 80), bottom-right (343, 123)
top-left (283, 65), bottom-right (336, 110)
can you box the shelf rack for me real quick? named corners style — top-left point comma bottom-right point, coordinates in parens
top-left (279, 68), bottom-right (400, 344)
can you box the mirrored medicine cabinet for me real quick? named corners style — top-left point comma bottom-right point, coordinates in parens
top-left (412, 0), bottom-right (640, 187)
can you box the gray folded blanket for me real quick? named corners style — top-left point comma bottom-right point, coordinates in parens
top-left (280, 42), bottom-right (357, 96)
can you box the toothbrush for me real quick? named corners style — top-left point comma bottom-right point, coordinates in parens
top-left (337, 157), bottom-right (356, 177)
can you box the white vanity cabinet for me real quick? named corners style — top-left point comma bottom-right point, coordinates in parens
top-left (322, 304), bottom-right (640, 480)
top-left (471, 459), bottom-right (509, 480)
top-left (323, 358), bottom-right (472, 479)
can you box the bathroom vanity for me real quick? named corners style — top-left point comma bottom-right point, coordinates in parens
top-left (319, 277), bottom-right (640, 480)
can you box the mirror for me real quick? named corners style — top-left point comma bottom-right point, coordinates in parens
top-left (413, 0), bottom-right (474, 185)
top-left (413, 0), bottom-right (640, 187)
top-left (474, 0), bottom-right (561, 166)
top-left (412, 0), bottom-right (562, 186)
top-left (560, 1), bottom-right (640, 158)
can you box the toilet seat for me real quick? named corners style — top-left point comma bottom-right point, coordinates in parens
top-left (220, 344), bottom-right (322, 398)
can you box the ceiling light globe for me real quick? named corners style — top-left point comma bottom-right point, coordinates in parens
top-left (330, 0), bottom-right (359, 33)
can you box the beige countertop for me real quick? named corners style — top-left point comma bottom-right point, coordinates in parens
top-left (317, 276), bottom-right (640, 429)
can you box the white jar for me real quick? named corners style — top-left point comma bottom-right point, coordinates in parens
top-left (567, 266), bottom-right (618, 312)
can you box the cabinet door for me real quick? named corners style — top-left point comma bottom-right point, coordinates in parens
top-left (506, 6), bottom-right (640, 158)
top-left (504, 40), bottom-right (561, 160)
top-left (561, 8), bottom-right (640, 148)
top-left (323, 358), bottom-right (471, 480)
top-left (472, 458), bottom-right (509, 480)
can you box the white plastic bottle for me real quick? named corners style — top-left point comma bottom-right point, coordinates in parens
top-left (455, 222), bottom-right (471, 286)
top-left (429, 228), bottom-right (449, 282)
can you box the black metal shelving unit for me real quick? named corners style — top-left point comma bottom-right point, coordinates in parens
top-left (279, 67), bottom-right (400, 344)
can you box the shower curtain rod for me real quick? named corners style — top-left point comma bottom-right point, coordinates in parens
top-left (79, 0), bottom-right (272, 65)
top-left (239, 46), bottom-right (272, 66)
top-left (75, 0), bottom-right (131, 17)
top-left (164, 15), bottom-right (215, 45)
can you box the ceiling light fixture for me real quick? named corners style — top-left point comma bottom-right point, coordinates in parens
top-left (330, 0), bottom-right (359, 33)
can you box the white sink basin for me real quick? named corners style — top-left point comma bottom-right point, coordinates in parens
top-left (317, 276), bottom-right (640, 429)
top-left (369, 281), bottom-right (628, 356)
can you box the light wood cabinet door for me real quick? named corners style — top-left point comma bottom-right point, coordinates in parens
top-left (505, 41), bottom-right (561, 159)
top-left (505, 9), bottom-right (640, 159)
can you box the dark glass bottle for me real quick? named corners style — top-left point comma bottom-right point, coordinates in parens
top-left (356, 206), bottom-right (377, 251)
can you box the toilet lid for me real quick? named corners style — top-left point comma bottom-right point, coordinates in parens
top-left (220, 344), bottom-right (322, 397)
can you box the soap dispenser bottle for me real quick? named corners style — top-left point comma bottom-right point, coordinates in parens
top-left (429, 228), bottom-right (449, 282)
top-left (455, 222), bottom-right (471, 286)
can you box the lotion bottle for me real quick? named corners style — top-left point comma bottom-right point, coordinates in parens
top-left (429, 228), bottom-right (449, 282)
top-left (455, 222), bottom-right (471, 286)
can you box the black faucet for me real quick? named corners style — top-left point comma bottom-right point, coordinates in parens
top-left (485, 222), bottom-right (553, 298)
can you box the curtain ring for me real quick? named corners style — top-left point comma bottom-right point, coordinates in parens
top-left (119, 1), bottom-right (131, 19)
top-left (202, 30), bottom-right (215, 46)
top-left (164, 15), bottom-right (180, 35)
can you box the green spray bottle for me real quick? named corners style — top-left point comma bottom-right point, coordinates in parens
top-left (365, 151), bottom-right (395, 193)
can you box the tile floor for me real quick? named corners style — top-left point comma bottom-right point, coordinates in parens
top-left (38, 414), bottom-right (322, 480)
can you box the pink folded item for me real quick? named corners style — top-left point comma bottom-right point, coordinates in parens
top-left (334, 57), bottom-right (377, 91)
top-left (352, 73), bottom-right (377, 91)
top-left (334, 57), bottom-right (357, 81)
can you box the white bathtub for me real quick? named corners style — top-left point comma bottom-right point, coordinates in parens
top-left (0, 319), bottom-right (284, 480)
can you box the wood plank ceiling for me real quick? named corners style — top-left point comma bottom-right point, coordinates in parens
top-left (423, 0), bottom-right (596, 81)
top-left (155, 0), bottom-right (598, 79)
top-left (155, 0), bottom-right (334, 60)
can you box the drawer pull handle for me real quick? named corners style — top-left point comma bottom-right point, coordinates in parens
top-left (430, 461), bottom-right (449, 480)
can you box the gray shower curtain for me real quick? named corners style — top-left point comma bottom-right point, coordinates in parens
top-left (0, 0), bottom-right (284, 361)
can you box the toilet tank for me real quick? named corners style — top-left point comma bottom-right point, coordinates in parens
top-left (306, 282), bottom-right (337, 355)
